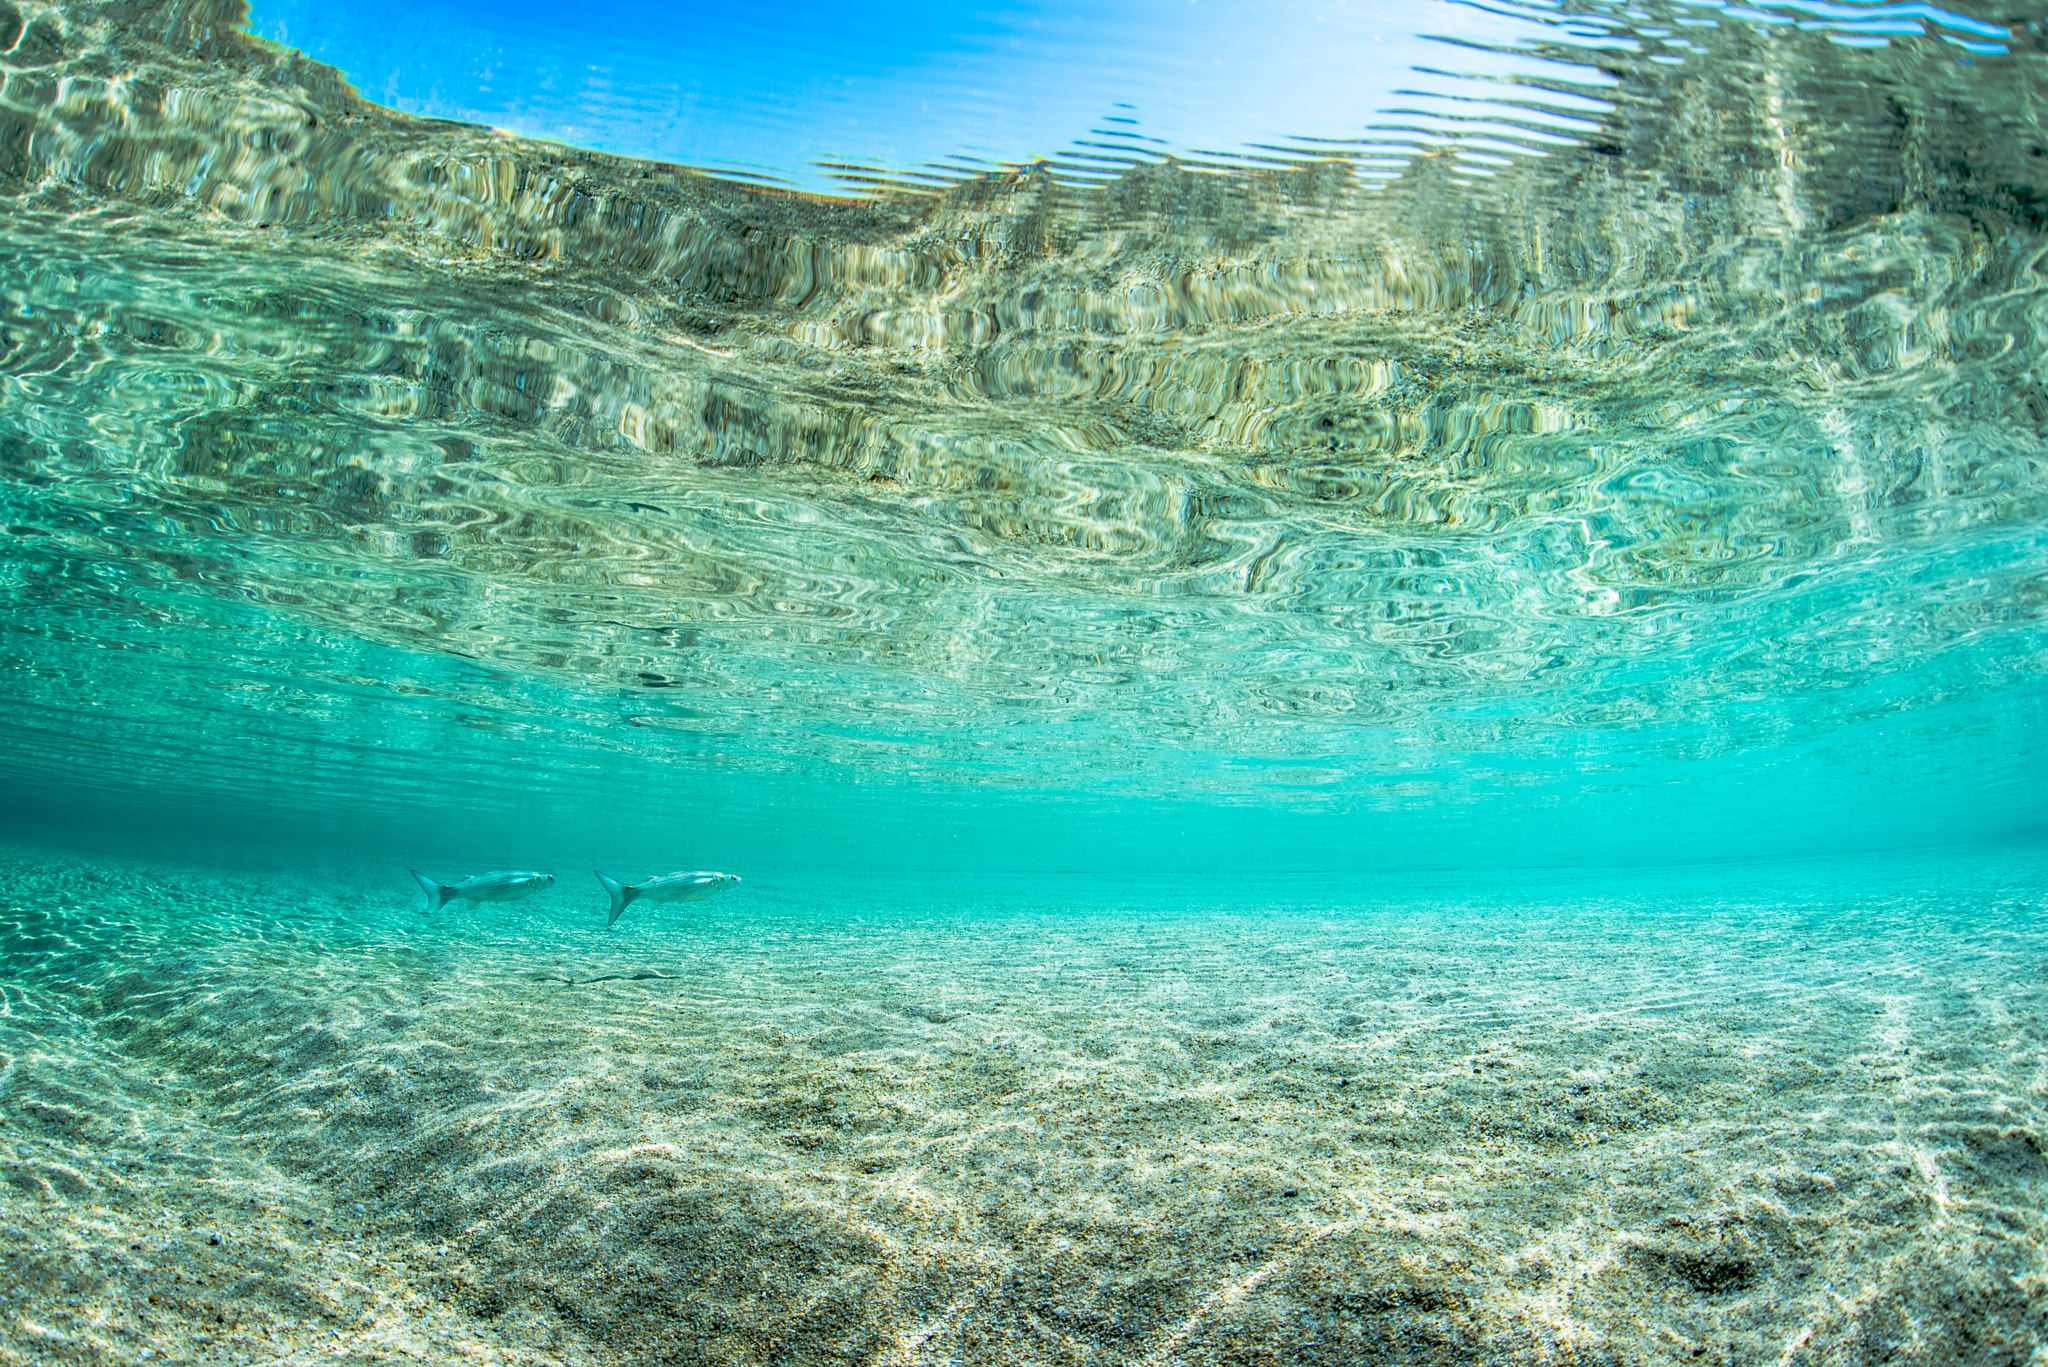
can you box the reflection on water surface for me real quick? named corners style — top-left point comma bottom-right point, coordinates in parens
top-left (0, 2), bottom-right (2043, 861)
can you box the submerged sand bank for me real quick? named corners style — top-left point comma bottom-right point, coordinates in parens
top-left (1, 844), bottom-right (2043, 1365)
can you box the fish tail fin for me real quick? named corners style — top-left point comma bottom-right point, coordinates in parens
top-left (411, 869), bottom-right (453, 911)
top-left (595, 870), bottom-right (636, 928)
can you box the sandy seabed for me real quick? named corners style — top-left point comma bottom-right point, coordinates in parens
top-left (0, 842), bottom-right (2043, 1367)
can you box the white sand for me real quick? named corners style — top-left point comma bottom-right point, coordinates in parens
top-left (1, 844), bottom-right (2043, 1365)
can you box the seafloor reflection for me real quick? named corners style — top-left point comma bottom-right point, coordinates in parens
top-left (1, 0), bottom-right (2044, 836)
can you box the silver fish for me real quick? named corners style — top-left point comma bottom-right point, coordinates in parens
top-left (410, 869), bottom-right (555, 911)
top-left (594, 869), bottom-right (741, 928)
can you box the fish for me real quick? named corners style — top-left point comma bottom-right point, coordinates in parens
top-left (410, 869), bottom-right (556, 911)
top-left (594, 869), bottom-right (741, 928)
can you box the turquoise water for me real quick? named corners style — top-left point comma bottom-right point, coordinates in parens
top-left (2, 844), bottom-right (2043, 1361)
top-left (2, 0), bottom-right (2047, 1361)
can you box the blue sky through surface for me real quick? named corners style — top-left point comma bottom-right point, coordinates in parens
top-left (246, 0), bottom-right (1606, 190)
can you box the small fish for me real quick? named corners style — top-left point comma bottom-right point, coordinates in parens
top-left (410, 869), bottom-right (555, 911)
top-left (594, 869), bottom-right (741, 928)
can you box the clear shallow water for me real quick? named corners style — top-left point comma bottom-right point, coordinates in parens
top-left (2, 845), bottom-right (2044, 1363)
top-left (0, 0), bottom-right (2046, 1360)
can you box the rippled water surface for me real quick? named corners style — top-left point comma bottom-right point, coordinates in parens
top-left (0, 0), bottom-right (2045, 1361)
top-left (0, 0), bottom-right (2044, 867)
